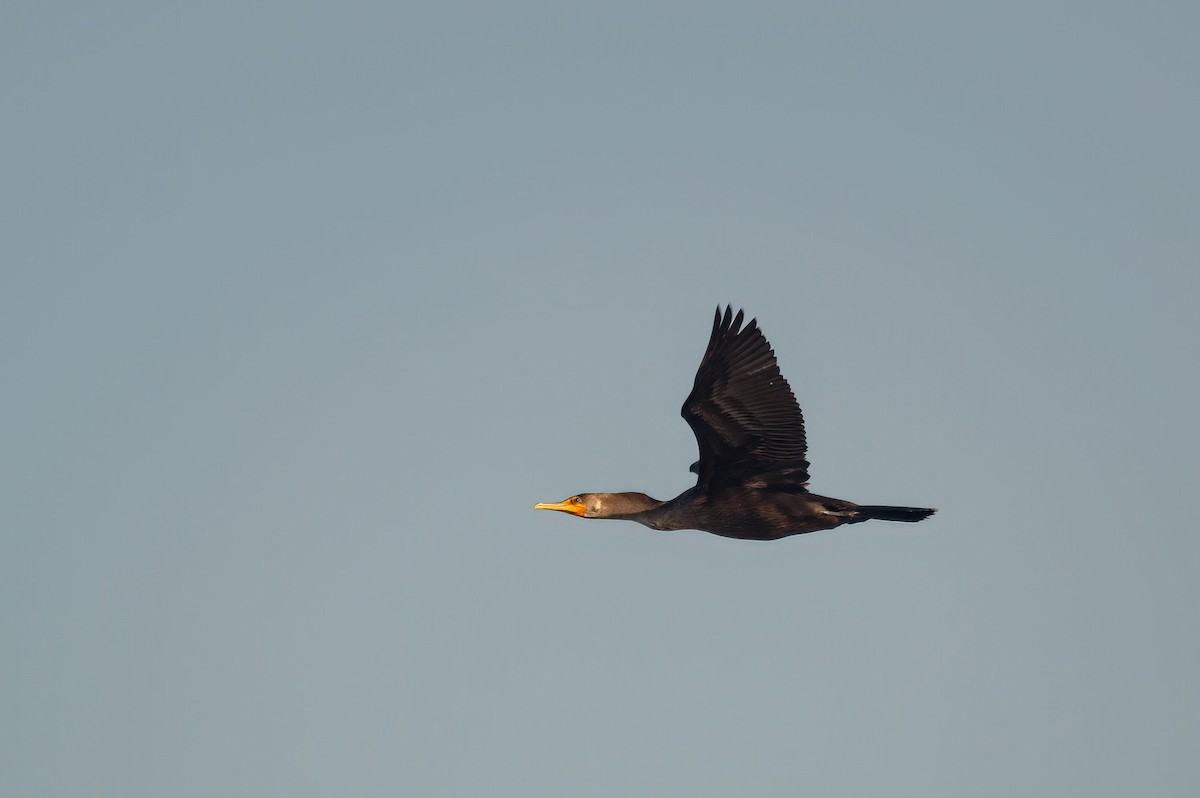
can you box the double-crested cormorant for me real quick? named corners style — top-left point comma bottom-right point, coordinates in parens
top-left (535, 307), bottom-right (936, 540)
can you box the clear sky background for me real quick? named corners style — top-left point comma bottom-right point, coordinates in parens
top-left (4, 2), bottom-right (1198, 796)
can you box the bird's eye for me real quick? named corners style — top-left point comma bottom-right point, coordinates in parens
top-left (570, 496), bottom-right (582, 504)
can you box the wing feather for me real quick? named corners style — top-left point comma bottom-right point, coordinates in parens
top-left (681, 307), bottom-right (810, 492)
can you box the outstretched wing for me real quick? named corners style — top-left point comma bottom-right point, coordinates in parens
top-left (681, 307), bottom-right (810, 492)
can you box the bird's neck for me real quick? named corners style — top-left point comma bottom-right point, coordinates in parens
top-left (595, 492), bottom-right (665, 520)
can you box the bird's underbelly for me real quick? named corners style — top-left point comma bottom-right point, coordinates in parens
top-left (703, 514), bottom-right (842, 540)
top-left (657, 494), bottom-right (846, 540)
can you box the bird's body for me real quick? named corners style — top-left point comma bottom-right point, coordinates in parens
top-left (535, 307), bottom-right (935, 540)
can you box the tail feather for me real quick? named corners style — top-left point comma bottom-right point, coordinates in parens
top-left (856, 505), bottom-right (937, 523)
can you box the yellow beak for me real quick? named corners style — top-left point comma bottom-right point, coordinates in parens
top-left (533, 498), bottom-right (587, 516)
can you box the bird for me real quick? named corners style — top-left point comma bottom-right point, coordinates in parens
top-left (534, 306), bottom-right (936, 540)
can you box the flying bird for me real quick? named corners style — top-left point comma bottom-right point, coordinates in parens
top-left (535, 307), bottom-right (936, 540)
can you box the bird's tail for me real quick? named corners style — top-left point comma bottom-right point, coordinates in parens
top-left (855, 505), bottom-right (937, 523)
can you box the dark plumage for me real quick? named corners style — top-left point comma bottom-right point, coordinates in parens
top-left (535, 307), bottom-right (936, 540)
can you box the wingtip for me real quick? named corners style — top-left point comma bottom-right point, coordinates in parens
top-left (709, 304), bottom-right (759, 347)
top-left (714, 304), bottom-right (740, 324)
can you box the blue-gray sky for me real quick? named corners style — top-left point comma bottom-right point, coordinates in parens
top-left (4, 2), bottom-right (1198, 796)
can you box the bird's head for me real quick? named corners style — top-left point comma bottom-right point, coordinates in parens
top-left (533, 494), bottom-right (603, 518)
top-left (534, 492), bottom-right (662, 519)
